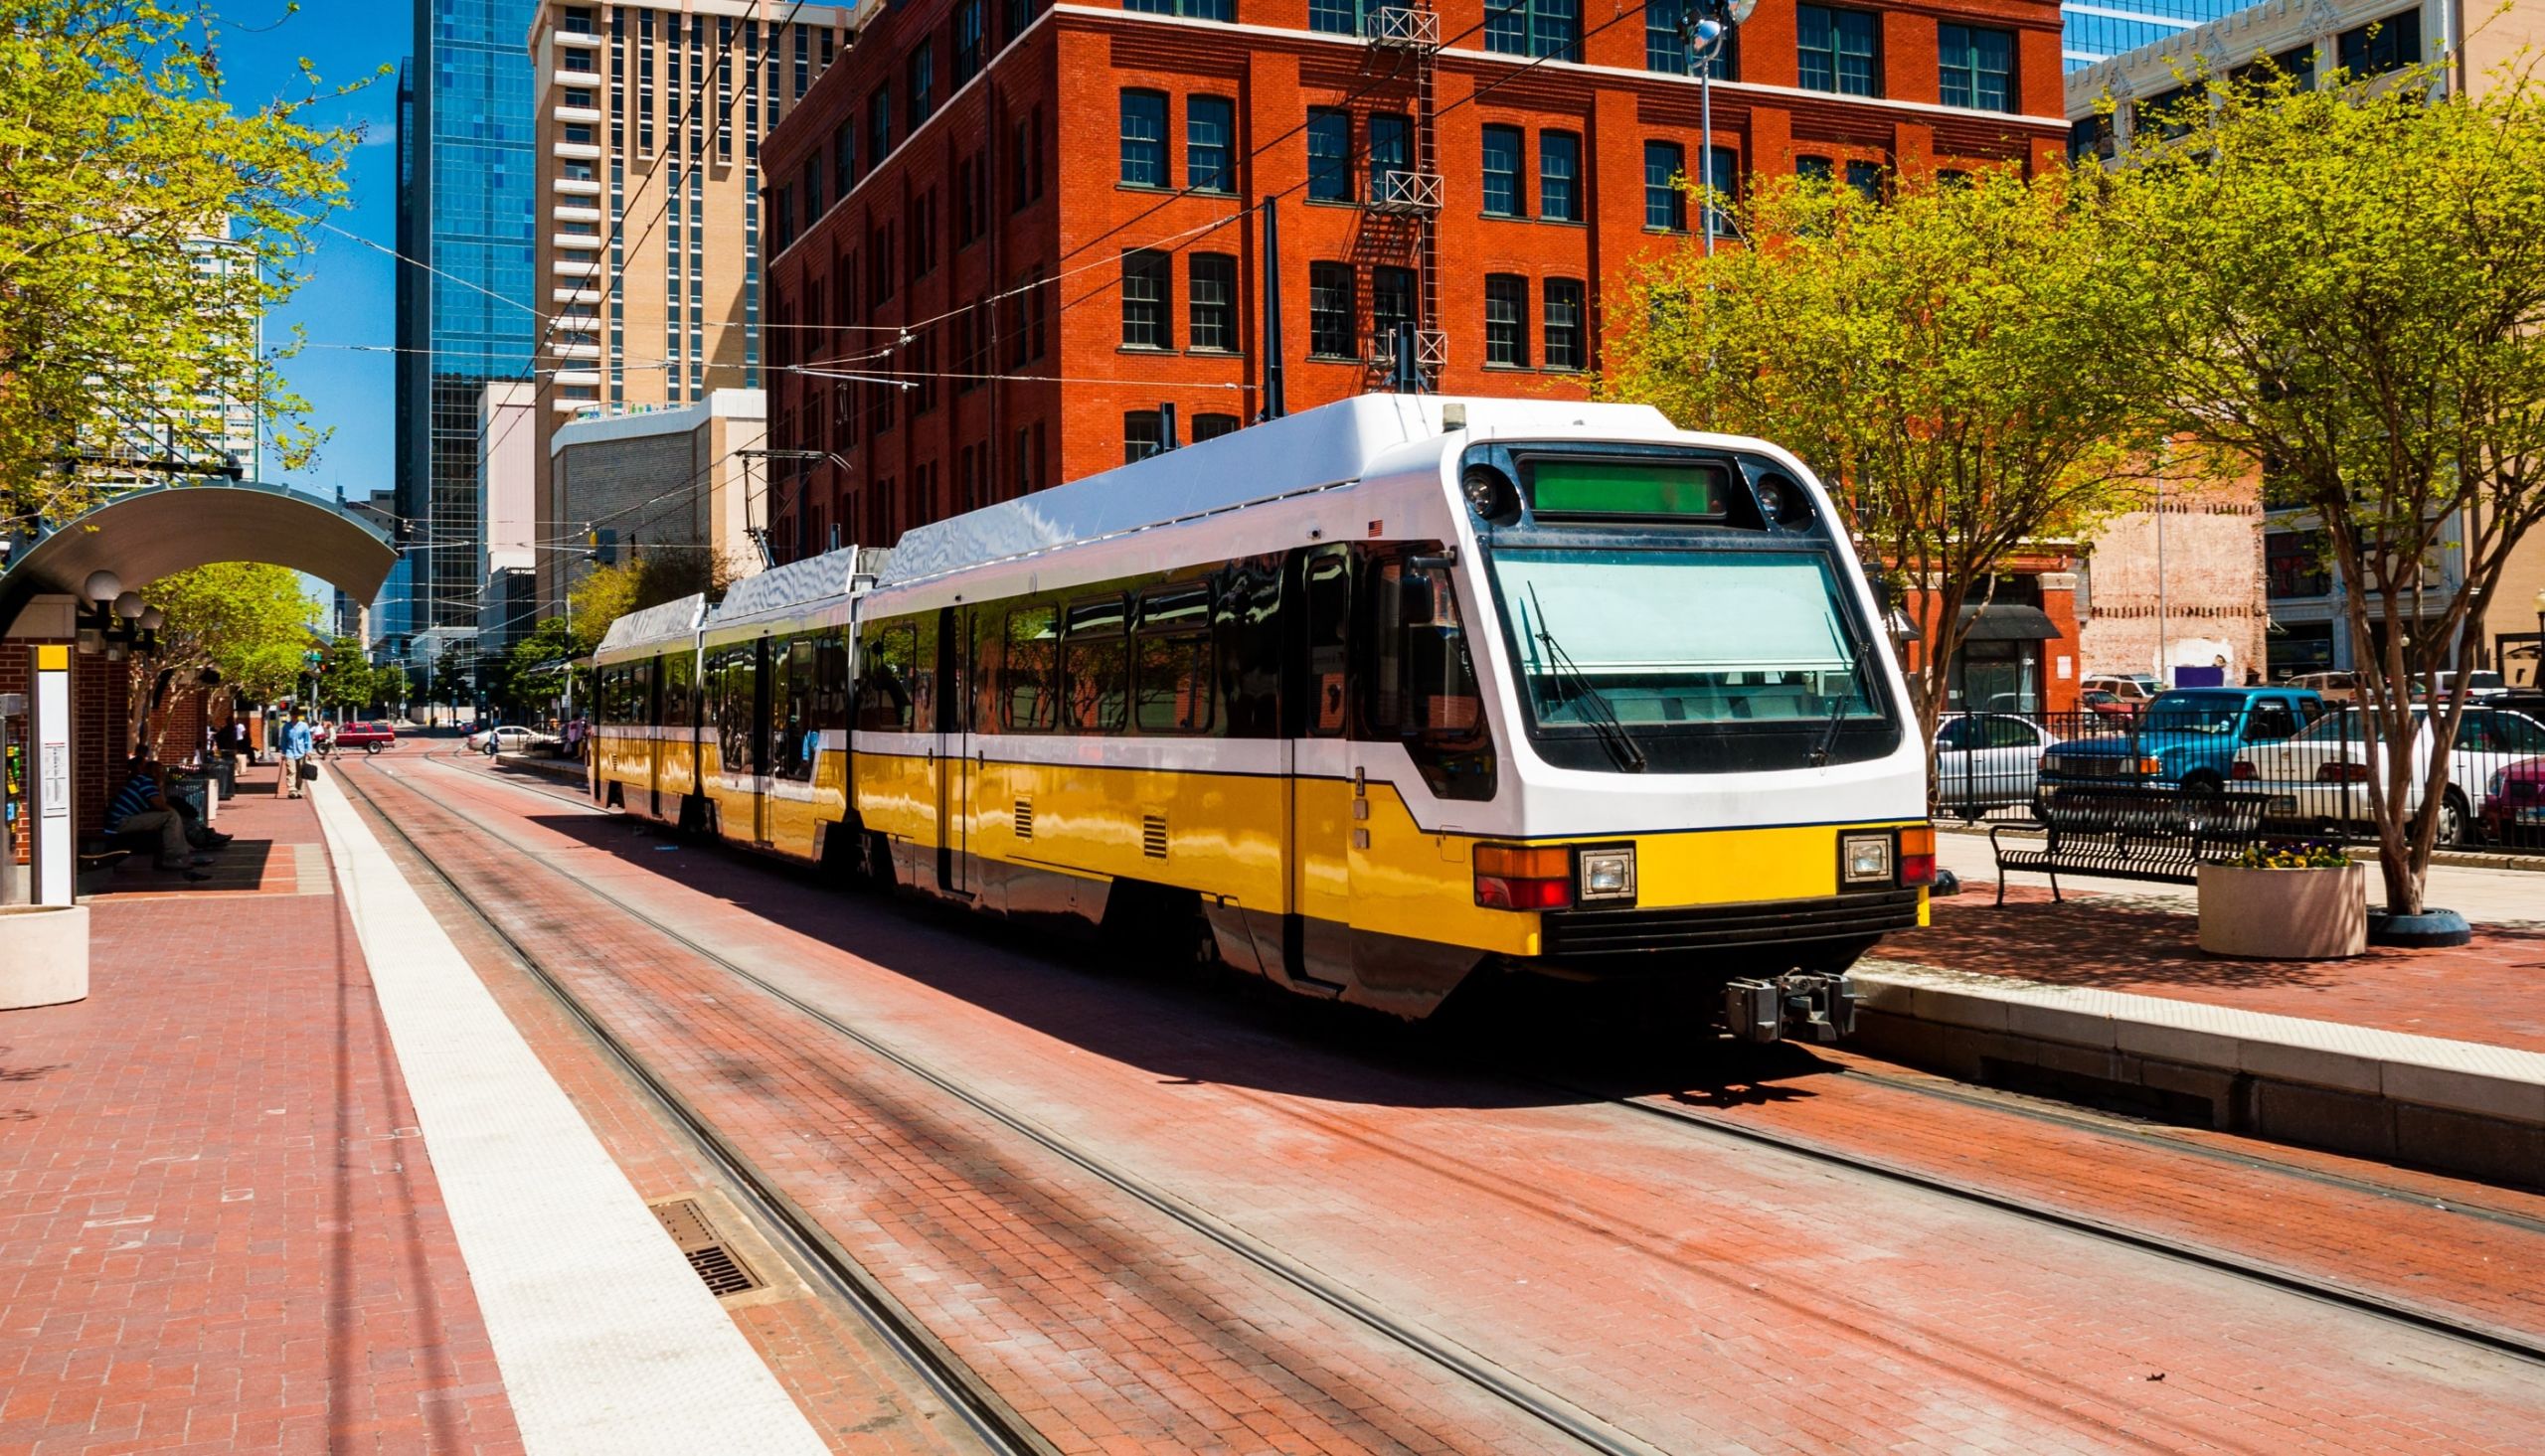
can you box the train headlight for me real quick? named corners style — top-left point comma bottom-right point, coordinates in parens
top-left (1842, 833), bottom-right (1893, 886)
top-left (1578, 847), bottom-right (1636, 903)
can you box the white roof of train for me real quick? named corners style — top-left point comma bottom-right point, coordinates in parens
top-left (701, 543), bottom-right (884, 638)
top-left (591, 593), bottom-right (706, 661)
top-left (875, 394), bottom-right (1677, 588)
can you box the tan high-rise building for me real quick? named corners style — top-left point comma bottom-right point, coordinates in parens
top-left (528, 0), bottom-right (854, 614)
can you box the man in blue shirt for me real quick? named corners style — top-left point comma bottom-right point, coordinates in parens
top-left (107, 753), bottom-right (224, 880)
top-left (276, 709), bottom-right (315, 799)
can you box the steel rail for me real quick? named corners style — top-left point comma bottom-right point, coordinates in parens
top-left (351, 754), bottom-right (1661, 1456)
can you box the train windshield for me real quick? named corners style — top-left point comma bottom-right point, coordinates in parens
top-left (1490, 548), bottom-right (1881, 732)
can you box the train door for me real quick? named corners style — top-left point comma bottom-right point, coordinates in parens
top-left (1284, 546), bottom-right (1353, 988)
top-left (934, 605), bottom-right (973, 895)
top-left (752, 635), bottom-right (775, 846)
top-left (643, 657), bottom-right (663, 820)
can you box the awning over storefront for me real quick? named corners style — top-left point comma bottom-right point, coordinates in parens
top-left (1, 479), bottom-right (395, 630)
top-left (1954, 603), bottom-right (2061, 642)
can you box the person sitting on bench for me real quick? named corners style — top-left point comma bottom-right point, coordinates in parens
top-left (106, 752), bottom-right (228, 881)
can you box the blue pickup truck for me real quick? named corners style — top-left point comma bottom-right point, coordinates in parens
top-left (2038, 687), bottom-right (2324, 794)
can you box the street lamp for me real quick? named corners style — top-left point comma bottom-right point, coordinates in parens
top-left (1677, 0), bottom-right (1758, 257)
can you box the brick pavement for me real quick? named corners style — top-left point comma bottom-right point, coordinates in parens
top-left (0, 767), bottom-right (525, 1455)
top-left (390, 751), bottom-right (2545, 1453)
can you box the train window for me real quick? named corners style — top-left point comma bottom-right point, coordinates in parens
top-left (1003, 606), bottom-right (1059, 731)
top-left (1061, 598), bottom-right (1128, 733)
top-left (1304, 553), bottom-right (1350, 736)
top-left (776, 638), bottom-right (818, 780)
top-left (1219, 560), bottom-right (1282, 738)
top-left (1138, 584), bottom-right (1211, 629)
top-left (856, 622), bottom-right (917, 731)
top-left (717, 645), bottom-right (759, 775)
top-left (634, 659), bottom-right (655, 726)
top-left (1361, 547), bottom-right (1495, 801)
top-left (1133, 632), bottom-right (1213, 733)
top-left (815, 637), bottom-right (852, 730)
top-left (661, 652), bottom-right (696, 729)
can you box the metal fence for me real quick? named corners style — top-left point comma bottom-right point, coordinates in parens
top-left (1932, 701), bottom-right (2545, 850)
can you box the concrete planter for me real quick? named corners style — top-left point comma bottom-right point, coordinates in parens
top-left (0, 903), bottom-right (90, 1009)
top-left (2196, 863), bottom-right (2367, 960)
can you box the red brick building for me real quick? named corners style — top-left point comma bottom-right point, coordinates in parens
top-left (760, 0), bottom-right (2066, 561)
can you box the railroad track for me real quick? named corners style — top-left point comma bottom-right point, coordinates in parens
top-left (389, 749), bottom-right (2545, 1375)
top-left (338, 755), bottom-right (1663, 1456)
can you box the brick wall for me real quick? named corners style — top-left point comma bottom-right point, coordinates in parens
top-left (2079, 469), bottom-right (2268, 686)
top-left (762, 0), bottom-right (2068, 556)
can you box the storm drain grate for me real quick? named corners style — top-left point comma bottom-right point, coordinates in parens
top-left (650, 1198), bottom-right (765, 1297)
top-left (1141, 815), bottom-right (1168, 859)
top-left (1015, 798), bottom-right (1034, 840)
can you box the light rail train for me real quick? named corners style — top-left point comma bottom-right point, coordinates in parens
top-left (590, 395), bottom-right (1932, 1040)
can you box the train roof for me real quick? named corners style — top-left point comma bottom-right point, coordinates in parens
top-left (701, 543), bottom-right (887, 639)
top-left (591, 593), bottom-right (706, 662)
top-left (874, 394), bottom-right (1676, 589)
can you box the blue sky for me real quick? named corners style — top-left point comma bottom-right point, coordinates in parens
top-left (220, 5), bottom-right (412, 504)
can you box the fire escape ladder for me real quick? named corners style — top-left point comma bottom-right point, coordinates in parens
top-left (1364, 5), bottom-right (1444, 386)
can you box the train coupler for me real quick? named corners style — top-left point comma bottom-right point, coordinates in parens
top-left (1723, 972), bottom-right (1859, 1045)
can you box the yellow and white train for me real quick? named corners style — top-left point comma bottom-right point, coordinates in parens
top-left (591, 395), bottom-right (1932, 1039)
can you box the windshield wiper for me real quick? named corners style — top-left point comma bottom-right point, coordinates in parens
top-left (1525, 584), bottom-right (1646, 773)
top-left (1807, 698), bottom-right (1847, 768)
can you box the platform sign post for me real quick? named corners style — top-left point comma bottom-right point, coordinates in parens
top-left (31, 645), bottom-right (72, 905)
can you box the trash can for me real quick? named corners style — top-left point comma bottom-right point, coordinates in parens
top-left (214, 756), bottom-right (238, 801)
top-left (166, 774), bottom-right (210, 827)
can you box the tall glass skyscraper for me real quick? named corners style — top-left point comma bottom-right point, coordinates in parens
top-left (395, 0), bottom-right (539, 642)
top-left (2062, 0), bottom-right (2251, 71)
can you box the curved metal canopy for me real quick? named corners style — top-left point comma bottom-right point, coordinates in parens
top-left (1, 480), bottom-right (396, 624)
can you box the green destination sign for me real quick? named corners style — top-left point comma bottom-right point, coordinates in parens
top-left (1530, 459), bottom-right (1729, 519)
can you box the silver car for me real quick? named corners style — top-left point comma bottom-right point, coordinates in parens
top-left (1934, 713), bottom-right (2057, 819)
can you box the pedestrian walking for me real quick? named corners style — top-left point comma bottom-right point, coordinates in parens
top-left (276, 710), bottom-right (315, 799)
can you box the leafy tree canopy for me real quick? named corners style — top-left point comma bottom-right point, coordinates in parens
top-left (145, 562), bottom-right (321, 704)
top-left (0, 0), bottom-right (367, 521)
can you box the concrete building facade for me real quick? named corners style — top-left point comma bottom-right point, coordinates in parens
top-left (544, 391), bottom-right (769, 608)
top-left (758, 0), bottom-right (2070, 563)
top-left (527, 0), bottom-right (852, 617)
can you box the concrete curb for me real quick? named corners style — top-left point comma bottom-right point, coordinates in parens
top-left (1849, 959), bottom-right (2545, 1187)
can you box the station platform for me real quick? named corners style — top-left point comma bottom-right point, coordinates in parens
top-left (0, 758), bottom-right (963, 1455)
top-left (1848, 832), bottom-right (2545, 1185)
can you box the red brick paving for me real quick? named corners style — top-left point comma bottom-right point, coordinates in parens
top-left (1893, 885), bottom-right (2545, 1052)
top-left (380, 751), bottom-right (2545, 1453)
top-left (0, 768), bottom-right (524, 1455)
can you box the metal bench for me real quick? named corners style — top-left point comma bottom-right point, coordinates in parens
top-left (1988, 785), bottom-right (2273, 904)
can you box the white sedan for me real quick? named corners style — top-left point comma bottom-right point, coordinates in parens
top-left (2236, 705), bottom-right (2545, 845)
top-left (1934, 713), bottom-right (2058, 819)
top-left (473, 725), bottom-right (550, 756)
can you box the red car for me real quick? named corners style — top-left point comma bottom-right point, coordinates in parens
top-left (2480, 756), bottom-right (2545, 846)
top-left (331, 721), bottom-right (399, 754)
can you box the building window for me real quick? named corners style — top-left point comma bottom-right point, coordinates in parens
top-left (1485, 0), bottom-right (1579, 60)
top-left (1484, 274), bottom-right (1529, 367)
top-left (1796, 154), bottom-right (1834, 186)
top-left (1309, 0), bottom-right (1361, 34)
top-left (2232, 44), bottom-right (2316, 92)
top-left (1122, 248), bottom-right (1172, 349)
top-left (1369, 113), bottom-right (1413, 200)
top-left (1845, 158), bottom-right (1882, 204)
top-left (1308, 261), bottom-right (1355, 359)
top-left (1481, 125), bottom-right (1524, 217)
top-left (1306, 108), bottom-right (1353, 202)
top-left (1937, 25), bottom-right (2012, 111)
top-left (1125, 0), bottom-right (1234, 15)
top-left (2336, 10), bottom-right (2421, 79)
top-left (1372, 264), bottom-right (1415, 360)
top-left (907, 42), bottom-right (934, 130)
top-left (2067, 114), bottom-right (2114, 164)
top-left (1124, 410), bottom-right (1166, 463)
top-left (1006, 0), bottom-right (1036, 44)
top-left (1010, 107), bottom-right (1045, 213)
top-left (1189, 252), bottom-right (1237, 351)
top-left (954, 0), bottom-right (984, 84)
top-left (1700, 145), bottom-right (1737, 233)
top-left (1796, 6), bottom-right (1880, 97)
top-left (1120, 89), bottom-right (1168, 187)
top-left (1644, 140), bottom-right (1687, 231)
top-left (1646, 0), bottom-right (1735, 78)
top-left (1193, 413), bottom-right (1239, 441)
top-left (1539, 130), bottom-right (1580, 221)
top-left (1543, 278), bottom-right (1585, 371)
top-left (869, 86), bottom-right (892, 164)
top-left (1188, 95), bottom-right (1235, 193)
top-left (832, 117), bottom-right (856, 199)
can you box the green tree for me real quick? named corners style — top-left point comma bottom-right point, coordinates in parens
top-left (313, 634), bottom-right (379, 712)
top-left (1600, 165), bottom-right (2161, 778)
top-left (566, 550), bottom-right (749, 654)
top-left (0, 1), bottom-right (366, 520)
top-left (492, 615), bottom-right (582, 718)
top-left (146, 562), bottom-right (321, 704)
top-left (2098, 59), bottom-right (2545, 913)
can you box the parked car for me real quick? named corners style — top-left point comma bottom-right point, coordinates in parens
top-left (333, 721), bottom-right (397, 754)
top-left (2079, 689), bottom-right (2139, 723)
top-left (2478, 756), bottom-right (2545, 846)
top-left (2081, 675), bottom-right (2159, 708)
top-left (2286, 671), bottom-right (2358, 704)
top-left (1934, 713), bottom-right (2058, 819)
top-left (2037, 687), bottom-right (2323, 795)
top-left (2417, 670), bottom-right (2508, 702)
top-left (2236, 704), bottom-right (2545, 846)
top-left (464, 725), bottom-right (497, 750)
